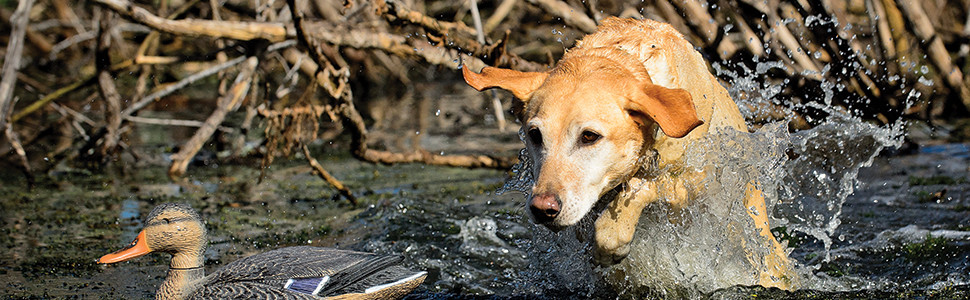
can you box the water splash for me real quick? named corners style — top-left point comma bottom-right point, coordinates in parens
top-left (497, 132), bottom-right (535, 196)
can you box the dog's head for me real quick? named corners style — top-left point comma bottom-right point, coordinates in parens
top-left (463, 52), bottom-right (702, 229)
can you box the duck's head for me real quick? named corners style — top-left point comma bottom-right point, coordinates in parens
top-left (98, 203), bottom-right (207, 267)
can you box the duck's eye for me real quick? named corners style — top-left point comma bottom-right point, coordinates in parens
top-left (528, 127), bottom-right (542, 146)
top-left (163, 218), bottom-right (171, 224)
top-left (579, 130), bottom-right (601, 145)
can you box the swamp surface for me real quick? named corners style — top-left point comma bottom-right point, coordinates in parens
top-left (1, 132), bottom-right (969, 299)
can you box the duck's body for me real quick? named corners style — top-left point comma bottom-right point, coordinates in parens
top-left (98, 203), bottom-right (426, 300)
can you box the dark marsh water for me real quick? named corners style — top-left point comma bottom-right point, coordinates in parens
top-left (1, 137), bottom-right (969, 299)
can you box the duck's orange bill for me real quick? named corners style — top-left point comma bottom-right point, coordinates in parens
top-left (98, 231), bottom-right (153, 264)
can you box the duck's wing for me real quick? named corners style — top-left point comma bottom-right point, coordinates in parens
top-left (191, 281), bottom-right (318, 299)
top-left (193, 246), bottom-right (426, 299)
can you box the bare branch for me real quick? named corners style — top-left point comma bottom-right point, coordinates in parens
top-left (94, 0), bottom-right (290, 41)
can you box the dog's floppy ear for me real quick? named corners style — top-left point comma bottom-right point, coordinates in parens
top-left (462, 66), bottom-right (549, 101)
top-left (627, 83), bottom-right (703, 138)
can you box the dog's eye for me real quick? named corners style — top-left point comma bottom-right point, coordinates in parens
top-left (579, 130), bottom-right (601, 145)
top-left (528, 128), bottom-right (543, 146)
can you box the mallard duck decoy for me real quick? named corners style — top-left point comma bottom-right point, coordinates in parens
top-left (98, 203), bottom-right (426, 300)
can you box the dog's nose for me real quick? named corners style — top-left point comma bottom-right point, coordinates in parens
top-left (529, 193), bottom-right (560, 223)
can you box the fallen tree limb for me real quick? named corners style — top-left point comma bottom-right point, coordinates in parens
top-left (94, 0), bottom-right (290, 42)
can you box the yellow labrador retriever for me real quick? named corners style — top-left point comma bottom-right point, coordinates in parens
top-left (463, 17), bottom-right (793, 289)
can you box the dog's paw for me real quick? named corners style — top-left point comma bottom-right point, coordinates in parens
top-left (593, 229), bottom-right (632, 265)
top-left (594, 217), bottom-right (635, 265)
top-left (594, 241), bottom-right (630, 265)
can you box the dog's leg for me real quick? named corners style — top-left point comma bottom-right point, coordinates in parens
top-left (594, 178), bottom-right (658, 264)
top-left (743, 182), bottom-right (795, 289)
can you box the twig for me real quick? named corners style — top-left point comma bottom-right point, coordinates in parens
top-left (94, 0), bottom-right (289, 42)
top-left (811, 0), bottom-right (881, 98)
top-left (168, 56), bottom-right (259, 179)
top-left (98, 0), bottom-right (540, 72)
top-left (582, 0), bottom-right (603, 23)
top-left (51, 103), bottom-right (92, 141)
top-left (48, 31), bottom-right (97, 60)
top-left (672, 0), bottom-right (739, 58)
top-left (52, 0), bottom-right (87, 35)
top-left (302, 144), bottom-right (357, 206)
top-left (124, 115), bottom-right (235, 132)
top-left (897, 0), bottom-right (970, 111)
top-left (484, 0), bottom-right (517, 34)
top-left (379, 0), bottom-right (479, 39)
top-left (97, 12), bottom-right (123, 159)
top-left (0, 5), bottom-right (52, 54)
top-left (880, 0), bottom-right (913, 69)
top-left (525, 0), bottom-right (597, 33)
top-left (734, 16), bottom-right (766, 57)
top-left (742, 0), bottom-right (822, 79)
top-left (376, 1), bottom-right (544, 71)
top-left (0, 0), bottom-right (33, 132)
top-left (653, 0), bottom-right (702, 46)
top-left (0, 0), bottom-right (36, 185)
top-left (868, 0), bottom-right (896, 61)
top-left (469, 0), bottom-right (486, 43)
top-left (469, 0), bottom-right (508, 132)
top-left (127, 41), bottom-right (307, 117)
top-left (134, 55), bottom-right (182, 65)
top-left (11, 67), bottom-right (102, 123)
top-left (122, 56), bottom-right (248, 117)
top-left (4, 125), bottom-right (32, 185)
